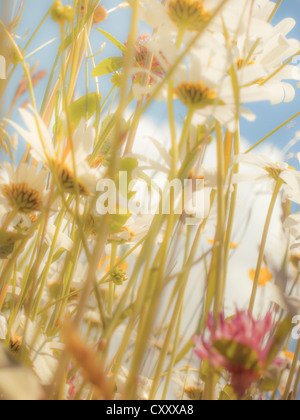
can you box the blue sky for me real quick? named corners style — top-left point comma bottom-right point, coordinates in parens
top-left (1, 0), bottom-right (300, 171)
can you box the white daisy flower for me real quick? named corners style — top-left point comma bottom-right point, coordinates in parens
top-left (139, 0), bottom-right (274, 39)
top-left (284, 212), bottom-right (300, 252)
top-left (172, 369), bottom-right (204, 400)
top-left (114, 366), bottom-right (153, 400)
top-left (230, 18), bottom-right (300, 104)
top-left (0, 344), bottom-right (44, 400)
top-left (0, 163), bottom-right (48, 216)
top-left (233, 153), bottom-right (300, 192)
top-left (0, 314), bottom-right (7, 340)
top-left (9, 107), bottom-right (99, 196)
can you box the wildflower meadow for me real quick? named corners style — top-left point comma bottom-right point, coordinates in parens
top-left (0, 0), bottom-right (300, 402)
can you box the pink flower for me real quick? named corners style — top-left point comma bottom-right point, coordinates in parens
top-left (194, 311), bottom-right (274, 399)
top-left (125, 34), bottom-right (168, 87)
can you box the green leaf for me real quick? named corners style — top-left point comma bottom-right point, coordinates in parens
top-left (117, 157), bottom-right (139, 198)
top-left (54, 93), bottom-right (101, 136)
top-left (259, 374), bottom-right (277, 392)
top-left (97, 114), bottom-right (127, 162)
top-left (213, 339), bottom-right (261, 371)
top-left (52, 248), bottom-right (66, 264)
top-left (0, 230), bottom-right (26, 246)
top-left (92, 57), bottom-right (124, 77)
top-left (95, 29), bottom-right (127, 53)
top-left (68, 93), bottom-right (101, 128)
top-left (109, 214), bottom-right (131, 235)
top-left (266, 316), bottom-right (293, 367)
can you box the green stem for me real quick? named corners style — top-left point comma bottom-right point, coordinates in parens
top-left (223, 127), bottom-right (240, 297)
top-left (108, 242), bottom-right (117, 316)
top-left (213, 121), bottom-right (226, 322)
top-left (283, 339), bottom-right (300, 400)
top-left (31, 209), bottom-right (66, 319)
top-left (179, 108), bottom-right (194, 156)
top-left (248, 179), bottom-right (283, 312)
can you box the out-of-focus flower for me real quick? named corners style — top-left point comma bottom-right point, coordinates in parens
top-left (172, 368), bottom-right (204, 400)
top-left (138, 33), bottom-right (257, 130)
top-left (139, 0), bottom-right (274, 38)
top-left (233, 153), bottom-right (299, 192)
top-left (249, 267), bottom-right (273, 287)
top-left (114, 366), bottom-right (153, 400)
top-left (277, 350), bottom-right (300, 397)
top-left (228, 18), bottom-right (300, 104)
top-left (284, 212), bottom-right (300, 252)
top-left (50, 0), bottom-right (75, 24)
top-left (194, 311), bottom-right (274, 399)
top-left (290, 252), bottom-right (300, 271)
top-left (80, 5), bottom-right (108, 24)
top-left (267, 283), bottom-right (300, 315)
top-left (129, 34), bottom-right (169, 99)
top-left (9, 107), bottom-right (99, 196)
top-left (15, 317), bottom-right (62, 386)
top-left (0, 314), bottom-right (7, 340)
top-left (0, 344), bottom-right (44, 400)
top-left (0, 163), bottom-right (48, 216)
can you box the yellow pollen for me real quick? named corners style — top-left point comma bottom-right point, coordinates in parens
top-left (290, 254), bottom-right (300, 269)
top-left (236, 58), bottom-right (255, 70)
top-left (249, 267), bottom-right (273, 287)
top-left (184, 385), bottom-right (203, 400)
top-left (207, 232), bottom-right (240, 249)
top-left (168, 0), bottom-right (210, 31)
top-left (175, 81), bottom-right (217, 109)
top-left (264, 166), bottom-right (283, 181)
top-left (283, 350), bottom-right (294, 361)
top-left (10, 333), bottom-right (22, 353)
top-left (2, 182), bottom-right (42, 214)
top-left (98, 256), bottom-right (110, 271)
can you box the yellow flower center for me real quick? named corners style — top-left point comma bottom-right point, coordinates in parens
top-left (236, 59), bottom-right (255, 70)
top-left (184, 385), bottom-right (203, 400)
top-left (175, 81), bottom-right (217, 109)
top-left (290, 254), bottom-right (300, 270)
top-left (264, 164), bottom-right (294, 182)
top-left (168, 0), bottom-right (210, 31)
top-left (53, 161), bottom-right (89, 196)
top-left (2, 183), bottom-right (42, 214)
top-left (10, 333), bottom-right (22, 353)
top-left (264, 166), bottom-right (282, 181)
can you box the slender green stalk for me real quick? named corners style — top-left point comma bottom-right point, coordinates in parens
top-left (249, 179), bottom-right (283, 312)
top-left (246, 112), bottom-right (300, 154)
top-left (213, 121), bottom-right (226, 321)
top-left (283, 339), bottom-right (300, 400)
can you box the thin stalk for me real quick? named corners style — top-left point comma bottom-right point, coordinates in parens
top-left (246, 112), bottom-right (300, 154)
top-left (249, 179), bottom-right (283, 312)
top-left (108, 242), bottom-right (117, 316)
top-left (283, 339), bottom-right (300, 400)
top-left (213, 121), bottom-right (226, 321)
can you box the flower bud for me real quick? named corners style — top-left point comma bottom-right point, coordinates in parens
top-left (93, 6), bottom-right (108, 24)
top-left (51, 0), bottom-right (75, 24)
